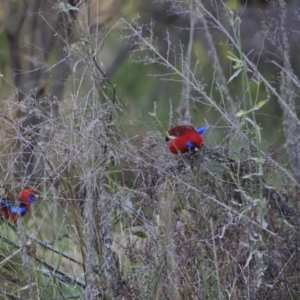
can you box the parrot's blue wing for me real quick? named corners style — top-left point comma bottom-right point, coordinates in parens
top-left (0, 199), bottom-right (26, 215)
top-left (0, 199), bottom-right (10, 208)
top-left (9, 205), bottom-right (26, 215)
top-left (196, 125), bottom-right (209, 135)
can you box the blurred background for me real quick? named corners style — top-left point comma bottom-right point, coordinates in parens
top-left (1, 0), bottom-right (299, 147)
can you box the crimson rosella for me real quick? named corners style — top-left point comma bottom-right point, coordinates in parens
top-left (0, 188), bottom-right (38, 223)
top-left (166, 125), bottom-right (209, 155)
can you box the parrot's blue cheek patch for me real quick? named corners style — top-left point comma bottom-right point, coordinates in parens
top-left (28, 194), bottom-right (38, 204)
top-left (186, 141), bottom-right (194, 148)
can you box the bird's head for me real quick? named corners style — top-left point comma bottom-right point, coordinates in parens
top-left (19, 188), bottom-right (39, 204)
top-left (186, 140), bottom-right (199, 152)
top-left (185, 125), bottom-right (209, 152)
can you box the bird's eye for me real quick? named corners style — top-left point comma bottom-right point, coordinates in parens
top-left (165, 136), bottom-right (170, 142)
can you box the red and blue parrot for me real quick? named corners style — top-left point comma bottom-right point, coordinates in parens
top-left (0, 188), bottom-right (38, 223)
top-left (166, 125), bottom-right (209, 155)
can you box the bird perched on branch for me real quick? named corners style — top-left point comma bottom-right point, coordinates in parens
top-left (0, 188), bottom-right (38, 223)
top-left (166, 125), bottom-right (209, 155)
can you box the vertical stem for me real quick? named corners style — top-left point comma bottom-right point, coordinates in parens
top-left (210, 218), bottom-right (222, 300)
top-left (177, 0), bottom-right (195, 123)
top-left (84, 176), bottom-right (95, 300)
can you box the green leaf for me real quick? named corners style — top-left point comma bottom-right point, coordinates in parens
top-left (245, 117), bottom-right (261, 142)
top-left (133, 231), bottom-right (147, 238)
top-left (251, 157), bottom-right (265, 164)
top-left (228, 69), bottom-right (242, 83)
top-left (236, 100), bottom-right (267, 118)
top-left (244, 117), bottom-right (256, 127)
top-left (253, 100), bottom-right (267, 111)
top-left (227, 52), bottom-right (243, 64)
top-left (235, 110), bottom-right (248, 117)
